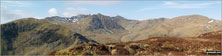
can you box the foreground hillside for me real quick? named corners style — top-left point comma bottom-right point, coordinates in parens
top-left (1, 18), bottom-right (97, 55)
top-left (51, 31), bottom-right (222, 55)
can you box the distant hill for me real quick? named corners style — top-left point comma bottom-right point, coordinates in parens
top-left (121, 15), bottom-right (222, 41)
top-left (1, 18), bottom-right (97, 55)
top-left (121, 18), bottom-right (168, 41)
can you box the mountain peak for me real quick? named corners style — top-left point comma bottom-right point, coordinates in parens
top-left (97, 13), bottom-right (103, 15)
top-left (185, 14), bottom-right (209, 18)
top-left (115, 15), bottom-right (125, 19)
top-left (175, 14), bottom-right (209, 19)
top-left (171, 14), bottom-right (211, 22)
top-left (91, 13), bottom-right (108, 17)
top-left (86, 14), bottom-right (125, 31)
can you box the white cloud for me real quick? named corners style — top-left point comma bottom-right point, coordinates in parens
top-left (48, 8), bottom-right (59, 16)
top-left (47, 7), bottom-right (117, 17)
top-left (164, 2), bottom-right (177, 5)
top-left (62, 8), bottom-right (90, 17)
top-left (163, 2), bottom-right (211, 9)
top-left (1, 6), bottom-right (31, 23)
top-left (138, 2), bottom-right (213, 12)
top-left (47, 7), bottom-right (90, 17)
top-left (138, 7), bottom-right (160, 12)
top-left (1, 1), bottom-right (34, 7)
top-left (65, 1), bottom-right (120, 6)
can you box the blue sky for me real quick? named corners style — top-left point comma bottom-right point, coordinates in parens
top-left (1, 1), bottom-right (221, 23)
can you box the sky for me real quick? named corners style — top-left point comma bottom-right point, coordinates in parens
top-left (1, 1), bottom-right (221, 23)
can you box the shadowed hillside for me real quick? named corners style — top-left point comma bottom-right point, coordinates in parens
top-left (0, 18), bottom-right (97, 55)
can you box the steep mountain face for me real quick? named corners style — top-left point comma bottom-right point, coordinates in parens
top-left (121, 15), bottom-right (222, 41)
top-left (85, 14), bottom-right (125, 31)
top-left (1, 18), bottom-right (97, 55)
top-left (44, 13), bottom-right (128, 43)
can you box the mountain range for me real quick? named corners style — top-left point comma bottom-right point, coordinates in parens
top-left (1, 13), bottom-right (222, 55)
top-left (44, 14), bottom-right (222, 42)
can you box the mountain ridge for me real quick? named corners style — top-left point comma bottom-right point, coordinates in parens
top-left (42, 14), bottom-right (222, 42)
top-left (120, 14), bottom-right (222, 41)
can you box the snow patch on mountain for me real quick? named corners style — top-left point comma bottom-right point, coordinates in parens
top-left (208, 20), bottom-right (214, 23)
top-left (45, 15), bottom-right (89, 23)
top-left (73, 19), bottom-right (78, 22)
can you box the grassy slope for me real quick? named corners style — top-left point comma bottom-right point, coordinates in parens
top-left (122, 15), bottom-right (222, 41)
top-left (1, 18), bottom-right (96, 55)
